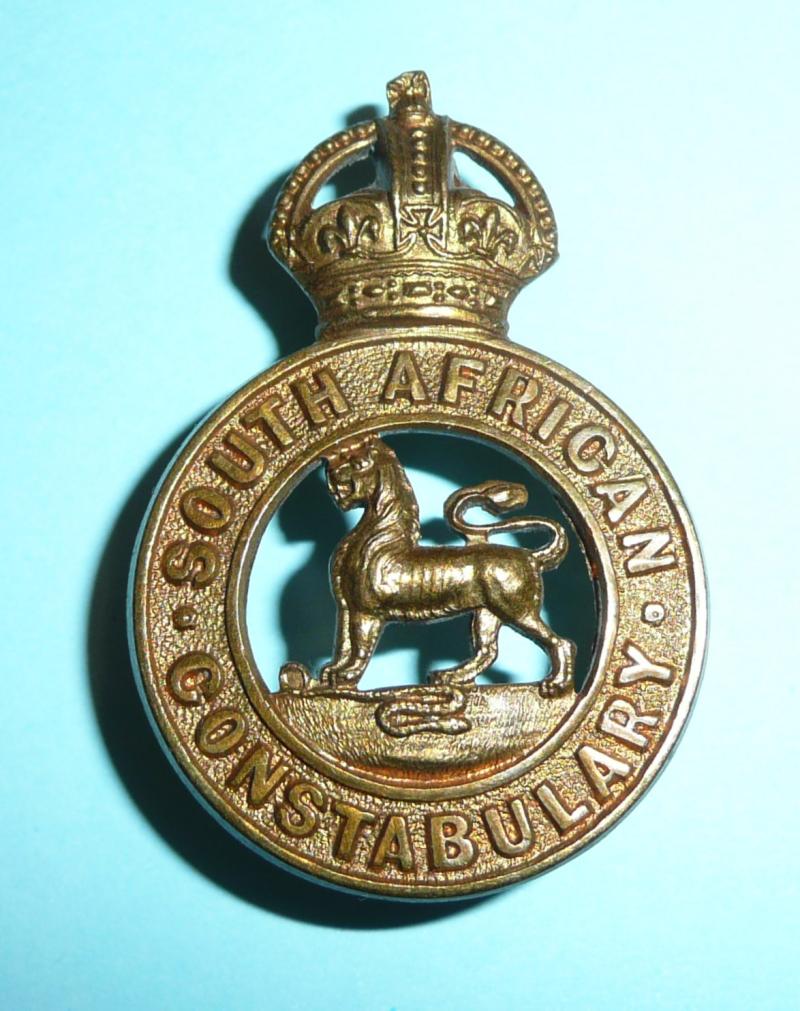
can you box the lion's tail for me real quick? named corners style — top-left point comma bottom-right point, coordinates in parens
top-left (444, 480), bottom-right (567, 570)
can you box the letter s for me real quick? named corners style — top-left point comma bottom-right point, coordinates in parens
top-left (161, 539), bottom-right (220, 588)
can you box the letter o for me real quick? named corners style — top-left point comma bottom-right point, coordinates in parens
top-left (195, 708), bottom-right (248, 756)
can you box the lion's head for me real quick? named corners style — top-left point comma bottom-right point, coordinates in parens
top-left (324, 436), bottom-right (381, 510)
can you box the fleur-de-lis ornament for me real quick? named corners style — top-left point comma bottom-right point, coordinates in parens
top-left (459, 206), bottom-right (519, 261)
top-left (317, 205), bottom-right (380, 258)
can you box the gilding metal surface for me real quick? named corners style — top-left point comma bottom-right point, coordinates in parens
top-left (131, 71), bottom-right (706, 899)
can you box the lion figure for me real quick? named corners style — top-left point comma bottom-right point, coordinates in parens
top-left (292, 435), bottom-right (576, 698)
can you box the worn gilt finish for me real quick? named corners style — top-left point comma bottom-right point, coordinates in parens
top-left (132, 72), bottom-right (706, 898)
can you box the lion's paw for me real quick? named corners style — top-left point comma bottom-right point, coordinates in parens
top-left (539, 677), bottom-right (569, 698)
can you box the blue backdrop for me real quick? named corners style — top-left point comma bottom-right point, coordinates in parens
top-left (2, 2), bottom-right (797, 1008)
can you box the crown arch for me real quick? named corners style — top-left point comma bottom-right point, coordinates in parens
top-left (269, 72), bottom-right (558, 340)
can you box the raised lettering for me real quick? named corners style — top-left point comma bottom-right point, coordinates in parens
top-left (370, 814), bottom-right (415, 871)
top-left (180, 485), bottom-right (232, 534)
top-left (168, 651), bottom-right (222, 705)
top-left (440, 354), bottom-right (485, 405)
top-left (208, 430), bottom-right (266, 488)
top-left (427, 814), bottom-right (477, 869)
top-left (195, 707), bottom-right (248, 756)
top-left (241, 393), bottom-right (294, 448)
top-left (382, 350), bottom-right (430, 403)
top-left (535, 781), bottom-right (591, 833)
top-left (489, 366), bottom-right (539, 429)
top-left (599, 697), bottom-right (660, 751)
top-left (617, 641), bottom-right (674, 686)
top-left (333, 801), bottom-right (376, 861)
top-left (161, 539), bottom-right (219, 588)
top-left (227, 745), bottom-right (289, 807)
top-left (577, 745), bottom-right (632, 800)
top-left (592, 475), bottom-right (649, 525)
top-left (621, 529), bottom-right (677, 575)
top-left (292, 368), bottom-right (350, 425)
top-left (537, 398), bottom-right (571, 442)
top-left (483, 797), bottom-right (535, 857)
top-left (566, 424), bottom-right (617, 474)
top-left (277, 782), bottom-right (326, 837)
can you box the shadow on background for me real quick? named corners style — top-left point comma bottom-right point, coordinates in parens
top-left (87, 426), bottom-right (476, 927)
top-left (87, 106), bottom-right (480, 927)
top-left (228, 104), bottom-right (380, 356)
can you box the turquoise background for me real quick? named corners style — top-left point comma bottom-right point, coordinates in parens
top-left (2, 2), bottom-right (798, 1008)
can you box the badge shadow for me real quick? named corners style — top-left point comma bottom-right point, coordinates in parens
top-left (87, 107), bottom-right (595, 926)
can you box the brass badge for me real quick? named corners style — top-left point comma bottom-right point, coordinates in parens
top-left (132, 71), bottom-right (706, 898)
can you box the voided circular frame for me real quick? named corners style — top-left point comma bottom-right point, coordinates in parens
top-left (132, 330), bottom-right (706, 898)
top-left (227, 417), bottom-right (615, 801)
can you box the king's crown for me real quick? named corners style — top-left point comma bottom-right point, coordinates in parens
top-left (269, 71), bottom-right (557, 339)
